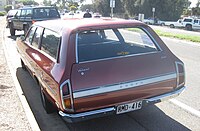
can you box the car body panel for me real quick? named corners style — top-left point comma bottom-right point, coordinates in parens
top-left (16, 18), bottom-right (185, 122)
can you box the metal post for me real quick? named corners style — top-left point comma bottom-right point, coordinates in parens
top-left (110, 0), bottom-right (115, 18)
top-left (111, 6), bottom-right (113, 18)
top-left (152, 7), bottom-right (155, 24)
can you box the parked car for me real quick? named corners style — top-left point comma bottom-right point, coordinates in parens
top-left (164, 19), bottom-right (184, 28)
top-left (16, 18), bottom-right (185, 123)
top-left (143, 17), bottom-right (165, 26)
top-left (182, 17), bottom-right (200, 31)
top-left (6, 9), bottom-right (19, 28)
top-left (9, 6), bottom-right (60, 36)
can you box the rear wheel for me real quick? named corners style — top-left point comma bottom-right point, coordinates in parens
top-left (40, 84), bottom-right (55, 114)
top-left (10, 24), bottom-right (15, 36)
top-left (186, 24), bottom-right (192, 31)
top-left (169, 24), bottom-right (175, 28)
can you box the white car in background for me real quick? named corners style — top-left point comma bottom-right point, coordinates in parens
top-left (182, 17), bottom-right (200, 31)
top-left (164, 19), bottom-right (184, 28)
top-left (143, 18), bottom-right (165, 26)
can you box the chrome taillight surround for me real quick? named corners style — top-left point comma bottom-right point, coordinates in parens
top-left (175, 61), bottom-right (185, 88)
top-left (60, 79), bottom-right (74, 112)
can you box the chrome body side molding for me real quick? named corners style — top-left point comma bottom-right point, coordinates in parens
top-left (73, 73), bottom-right (177, 99)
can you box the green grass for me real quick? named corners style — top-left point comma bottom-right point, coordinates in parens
top-left (154, 30), bottom-right (200, 43)
top-left (128, 28), bottom-right (200, 43)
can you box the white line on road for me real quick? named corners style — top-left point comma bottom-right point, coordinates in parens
top-left (170, 99), bottom-right (200, 118)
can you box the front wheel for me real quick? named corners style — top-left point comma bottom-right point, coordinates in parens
top-left (161, 23), bottom-right (165, 26)
top-left (40, 84), bottom-right (55, 114)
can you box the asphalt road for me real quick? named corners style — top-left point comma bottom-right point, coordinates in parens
top-left (3, 25), bottom-right (200, 130)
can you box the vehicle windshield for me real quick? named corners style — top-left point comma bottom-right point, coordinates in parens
top-left (77, 27), bottom-right (159, 62)
top-left (33, 8), bottom-right (60, 19)
top-left (7, 10), bottom-right (18, 16)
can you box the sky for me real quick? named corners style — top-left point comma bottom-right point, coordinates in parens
top-left (189, 0), bottom-right (198, 7)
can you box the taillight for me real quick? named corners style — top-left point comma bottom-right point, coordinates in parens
top-left (62, 84), bottom-right (69, 96)
top-left (60, 80), bottom-right (73, 111)
top-left (175, 62), bottom-right (185, 88)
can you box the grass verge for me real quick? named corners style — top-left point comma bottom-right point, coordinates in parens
top-left (154, 30), bottom-right (200, 43)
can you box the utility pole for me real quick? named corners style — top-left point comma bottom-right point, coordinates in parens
top-left (110, 0), bottom-right (115, 18)
top-left (152, 7), bottom-right (155, 24)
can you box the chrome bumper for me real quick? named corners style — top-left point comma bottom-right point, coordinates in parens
top-left (59, 86), bottom-right (186, 123)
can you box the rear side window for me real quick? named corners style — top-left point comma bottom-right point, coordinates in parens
top-left (25, 9), bottom-right (32, 17)
top-left (25, 26), bottom-right (37, 45)
top-left (21, 9), bottom-right (26, 17)
top-left (77, 28), bottom-right (159, 62)
top-left (32, 27), bottom-right (43, 48)
top-left (41, 29), bottom-right (60, 59)
top-left (33, 8), bottom-right (60, 19)
top-left (183, 19), bottom-right (192, 22)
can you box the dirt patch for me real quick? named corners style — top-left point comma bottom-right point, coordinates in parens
top-left (0, 17), bottom-right (31, 131)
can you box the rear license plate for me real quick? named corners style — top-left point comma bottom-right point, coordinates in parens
top-left (116, 101), bottom-right (142, 114)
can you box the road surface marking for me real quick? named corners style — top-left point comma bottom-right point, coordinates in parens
top-left (170, 99), bottom-right (200, 118)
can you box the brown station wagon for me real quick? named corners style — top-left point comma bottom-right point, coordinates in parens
top-left (16, 18), bottom-right (186, 123)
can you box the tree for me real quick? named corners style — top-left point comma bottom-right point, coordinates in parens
top-left (93, 0), bottom-right (124, 17)
top-left (124, 0), bottom-right (190, 20)
top-left (80, 4), bottom-right (94, 12)
top-left (4, 5), bottom-right (12, 12)
top-left (70, 5), bottom-right (77, 12)
top-left (17, 0), bottom-right (39, 5)
top-left (197, 0), bottom-right (200, 7)
top-left (43, 0), bottom-right (52, 6)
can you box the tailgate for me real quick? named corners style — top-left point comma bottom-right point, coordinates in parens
top-left (70, 53), bottom-right (177, 112)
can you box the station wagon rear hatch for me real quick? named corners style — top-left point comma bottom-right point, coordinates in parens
top-left (70, 27), bottom-right (177, 112)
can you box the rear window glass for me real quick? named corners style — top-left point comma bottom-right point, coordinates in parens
top-left (183, 19), bottom-right (192, 22)
top-left (33, 8), bottom-right (60, 19)
top-left (77, 28), bottom-right (159, 62)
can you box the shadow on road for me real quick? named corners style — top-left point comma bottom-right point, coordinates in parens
top-left (16, 67), bottom-right (190, 131)
top-left (7, 35), bottom-right (23, 41)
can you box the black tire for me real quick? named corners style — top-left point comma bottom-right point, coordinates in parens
top-left (161, 23), bottom-right (165, 26)
top-left (10, 24), bottom-right (15, 36)
top-left (186, 24), bottom-right (192, 31)
top-left (21, 59), bottom-right (27, 71)
top-left (170, 24), bottom-right (175, 28)
top-left (40, 84), bottom-right (55, 114)
top-left (23, 25), bottom-right (29, 35)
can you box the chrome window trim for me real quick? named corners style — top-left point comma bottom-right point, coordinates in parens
top-left (175, 61), bottom-right (185, 88)
top-left (142, 27), bottom-right (162, 51)
top-left (60, 79), bottom-right (74, 112)
top-left (75, 27), bottom-right (163, 63)
top-left (73, 73), bottom-right (177, 99)
top-left (75, 33), bottom-right (79, 63)
top-left (78, 51), bottom-right (161, 64)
